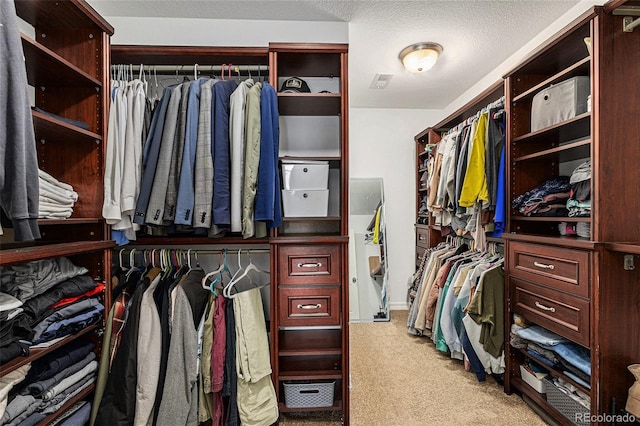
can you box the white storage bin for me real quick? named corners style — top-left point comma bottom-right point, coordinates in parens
top-left (282, 189), bottom-right (329, 217)
top-left (520, 365), bottom-right (547, 394)
top-left (281, 160), bottom-right (329, 190)
top-left (283, 381), bottom-right (335, 408)
top-left (531, 76), bottom-right (590, 132)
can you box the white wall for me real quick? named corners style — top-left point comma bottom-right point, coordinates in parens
top-left (349, 108), bottom-right (440, 310)
top-left (107, 16), bottom-right (347, 45)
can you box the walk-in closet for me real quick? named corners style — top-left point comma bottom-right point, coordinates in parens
top-left (1, 0), bottom-right (638, 425)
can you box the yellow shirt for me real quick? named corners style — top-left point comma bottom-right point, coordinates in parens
top-left (459, 113), bottom-right (489, 207)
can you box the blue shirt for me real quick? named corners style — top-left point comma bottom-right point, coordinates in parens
top-left (254, 83), bottom-right (282, 228)
top-left (212, 79), bottom-right (238, 226)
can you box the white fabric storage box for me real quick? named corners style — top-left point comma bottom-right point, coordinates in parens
top-left (281, 160), bottom-right (329, 190)
top-left (531, 76), bottom-right (590, 132)
top-left (520, 365), bottom-right (547, 394)
top-left (282, 189), bottom-right (329, 217)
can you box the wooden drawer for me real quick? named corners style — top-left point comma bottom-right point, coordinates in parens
top-left (278, 287), bottom-right (341, 327)
top-left (416, 228), bottom-right (429, 248)
top-left (511, 277), bottom-right (590, 346)
top-left (508, 241), bottom-right (590, 298)
top-left (279, 245), bottom-right (341, 285)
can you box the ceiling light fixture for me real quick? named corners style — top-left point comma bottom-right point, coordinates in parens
top-left (399, 42), bottom-right (443, 73)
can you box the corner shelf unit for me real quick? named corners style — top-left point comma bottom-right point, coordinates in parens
top-left (1, 1), bottom-right (114, 424)
top-left (503, 3), bottom-right (640, 424)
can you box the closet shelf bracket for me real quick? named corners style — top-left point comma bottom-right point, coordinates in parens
top-left (612, 5), bottom-right (640, 32)
top-left (623, 254), bottom-right (635, 271)
top-left (623, 15), bottom-right (640, 32)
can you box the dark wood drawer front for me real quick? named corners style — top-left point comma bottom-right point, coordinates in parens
top-left (279, 245), bottom-right (340, 285)
top-left (279, 287), bottom-right (340, 327)
top-left (512, 277), bottom-right (590, 346)
top-left (509, 241), bottom-right (590, 297)
top-left (416, 228), bottom-right (429, 248)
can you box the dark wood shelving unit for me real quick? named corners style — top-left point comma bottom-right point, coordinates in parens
top-left (270, 42), bottom-right (350, 423)
top-left (3, 2), bottom-right (113, 424)
top-left (504, 4), bottom-right (640, 423)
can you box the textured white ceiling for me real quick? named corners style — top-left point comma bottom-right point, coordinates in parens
top-left (88, 0), bottom-right (585, 109)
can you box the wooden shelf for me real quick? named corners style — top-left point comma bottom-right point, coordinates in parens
top-left (0, 240), bottom-right (115, 266)
top-left (512, 138), bottom-right (590, 162)
top-left (14, 0), bottom-right (114, 34)
top-left (283, 216), bottom-right (341, 222)
top-left (511, 215), bottom-right (591, 222)
top-left (0, 324), bottom-right (100, 376)
top-left (501, 233), bottom-right (597, 250)
top-left (279, 349), bottom-right (342, 357)
top-left (22, 33), bottom-right (101, 88)
top-left (280, 156), bottom-right (341, 163)
top-left (277, 93), bottom-right (342, 116)
top-left (517, 348), bottom-right (590, 395)
top-left (111, 45), bottom-right (268, 66)
top-left (512, 112), bottom-right (590, 144)
top-left (278, 370), bottom-right (343, 381)
top-left (604, 243), bottom-right (640, 255)
top-left (35, 383), bottom-right (95, 426)
top-left (512, 57), bottom-right (591, 104)
top-left (32, 109), bottom-right (102, 144)
top-left (38, 218), bottom-right (104, 226)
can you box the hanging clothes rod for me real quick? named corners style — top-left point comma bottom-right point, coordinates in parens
top-left (112, 64), bottom-right (269, 73)
top-left (116, 248), bottom-right (270, 255)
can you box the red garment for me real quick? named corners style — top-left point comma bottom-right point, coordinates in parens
top-left (50, 282), bottom-right (105, 309)
top-left (211, 295), bottom-right (226, 425)
top-left (211, 295), bottom-right (226, 392)
top-left (110, 288), bottom-right (130, 366)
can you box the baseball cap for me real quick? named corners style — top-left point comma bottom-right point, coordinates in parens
top-left (280, 77), bottom-right (311, 93)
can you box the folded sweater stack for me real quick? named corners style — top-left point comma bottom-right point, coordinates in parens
top-left (38, 170), bottom-right (78, 219)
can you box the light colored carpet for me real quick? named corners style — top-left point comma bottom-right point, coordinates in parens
top-left (280, 310), bottom-right (548, 425)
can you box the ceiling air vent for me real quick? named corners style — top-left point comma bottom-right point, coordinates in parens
top-left (370, 73), bottom-right (393, 89)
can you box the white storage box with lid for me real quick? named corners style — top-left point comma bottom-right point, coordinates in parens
top-left (282, 189), bottom-right (329, 217)
top-left (531, 76), bottom-right (590, 132)
top-left (281, 159), bottom-right (329, 190)
top-left (283, 381), bottom-right (335, 408)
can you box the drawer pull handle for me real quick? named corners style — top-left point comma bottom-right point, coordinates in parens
top-left (533, 261), bottom-right (555, 270)
top-left (535, 301), bottom-right (556, 313)
top-left (297, 303), bottom-right (322, 310)
top-left (298, 262), bottom-right (322, 268)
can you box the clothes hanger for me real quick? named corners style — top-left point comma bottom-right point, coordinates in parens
top-left (118, 248), bottom-right (128, 272)
top-left (225, 249), bottom-right (270, 299)
top-left (201, 250), bottom-right (230, 294)
top-left (223, 249), bottom-right (246, 298)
